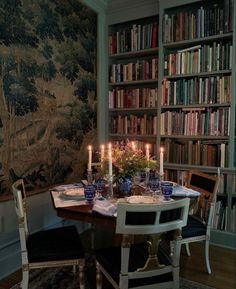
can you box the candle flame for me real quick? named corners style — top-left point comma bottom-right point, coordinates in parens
top-left (146, 144), bottom-right (149, 149)
top-left (88, 145), bottom-right (92, 150)
top-left (160, 147), bottom-right (164, 153)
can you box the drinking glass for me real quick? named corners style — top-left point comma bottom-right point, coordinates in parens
top-left (161, 181), bottom-right (173, 201)
top-left (84, 185), bottom-right (96, 203)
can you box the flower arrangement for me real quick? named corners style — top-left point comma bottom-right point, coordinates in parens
top-left (101, 140), bottom-right (157, 180)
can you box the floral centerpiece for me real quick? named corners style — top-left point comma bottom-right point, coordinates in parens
top-left (101, 140), bottom-right (157, 181)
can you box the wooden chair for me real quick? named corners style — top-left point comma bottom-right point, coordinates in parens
top-left (95, 198), bottom-right (190, 289)
top-left (12, 179), bottom-right (85, 289)
top-left (181, 170), bottom-right (220, 274)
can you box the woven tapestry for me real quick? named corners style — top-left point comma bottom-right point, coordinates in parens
top-left (0, 0), bottom-right (97, 197)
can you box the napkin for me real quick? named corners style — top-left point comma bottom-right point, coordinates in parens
top-left (93, 199), bottom-right (117, 216)
top-left (172, 186), bottom-right (200, 197)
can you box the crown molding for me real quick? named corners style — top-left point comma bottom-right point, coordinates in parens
top-left (107, 0), bottom-right (158, 13)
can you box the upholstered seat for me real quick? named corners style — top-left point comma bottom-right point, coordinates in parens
top-left (182, 215), bottom-right (207, 238)
top-left (96, 242), bottom-right (174, 287)
top-left (12, 179), bottom-right (85, 289)
top-left (27, 226), bottom-right (85, 263)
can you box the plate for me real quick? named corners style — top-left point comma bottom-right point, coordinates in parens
top-left (52, 183), bottom-right (84, 192)
top-left (126, 195), bottom-right (159, 204)
top-left (162, 181), bottom-right (178, 187)
top-left (60, 188), bottom-right (85, 200)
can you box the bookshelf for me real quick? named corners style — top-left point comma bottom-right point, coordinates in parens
top-left (158, 0), bottom-right (236, 248)
top-left (108, 16), bottom-right (159, 155)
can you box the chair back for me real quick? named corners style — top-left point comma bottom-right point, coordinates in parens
top-left (186, 171), bottom-right (220, 225)
top-left (116, 198), bottom-right (190, 235)
top-left (114, 199), bottom-right (190, 289)
top-left (12, 179), bottom-right (29, 262)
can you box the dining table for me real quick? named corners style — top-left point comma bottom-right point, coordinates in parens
top-left (50, 182), bottom-right (200, 230)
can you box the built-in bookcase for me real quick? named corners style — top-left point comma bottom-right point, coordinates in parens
top-left (108, 16), bottom-right (159, 155)
top-left (159, 0), bottom-right (235, 247)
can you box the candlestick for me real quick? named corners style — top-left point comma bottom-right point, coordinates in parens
top-left (160, 147), bottom-right (164, 178)
top-left (88, 145), bottom-right (92, 171)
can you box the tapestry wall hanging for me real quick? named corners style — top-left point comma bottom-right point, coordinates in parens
top-left (0, 0), bottom-right (97, 198)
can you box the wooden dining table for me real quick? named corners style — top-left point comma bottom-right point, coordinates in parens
top-left (51, 185), bottom-right (200, 230)
top-left (54, 201), bottom-right (117, 229)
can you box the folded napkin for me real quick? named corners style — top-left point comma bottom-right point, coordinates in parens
top-left (92, 199), bottom-right (117, 216)
top-left (172, 186), bottom-right (200, 197)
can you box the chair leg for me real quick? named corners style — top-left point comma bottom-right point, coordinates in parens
top-left (205, 240), bottom-right (212, 274)
top-left (96, 261), bottom-right (103, 289)
top-left (172, 266), bottom-right (180, 289)
top-left (79, 264), bottom-right (85, 289)
top-left (185, 243), bottom-right (191, 256)
top-left (21, 268), bottom-right (29, 289)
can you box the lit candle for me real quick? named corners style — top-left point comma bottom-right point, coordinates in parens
top-left (146, 144), bottom-right (150, 164)
top-left (108, 149), bottom-right (112, 177)
top-left (100, 144), bottom-right (105, 163)
top-left (132, 141), bottom-right (136, 151)
top-left (160, 147), bottom-right (164, 176)
top-left (88, 145), bottom-right (92, 171)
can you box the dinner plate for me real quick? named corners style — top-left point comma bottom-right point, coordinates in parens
top-left (60, 188), bottom-right (85, 200)
top-left (126, 195), bottom-right (159, 204)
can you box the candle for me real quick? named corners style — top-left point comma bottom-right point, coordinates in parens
top-left (146, 144), bottom-right (150, 165)
top-left (160, 147), bottom-right (164, 176)
top-left (100, 144), bottom-right (105, 163)
top-left (132, 141), bottom-right (136, 151)
top-left (108, 150), bottom-right (113, 177)
top-left (88, 145), bottom-right (92, 171)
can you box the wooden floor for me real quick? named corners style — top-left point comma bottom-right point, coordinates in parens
top-left (0, 242), bottom-right (235, 289)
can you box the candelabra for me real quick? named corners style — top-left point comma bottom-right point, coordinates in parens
top-left (87, 169), bottom-right (93, 185)
top-left (145, 167), bottom-right (150, 188)
top-left (107, 174), bottom-right (116, 201)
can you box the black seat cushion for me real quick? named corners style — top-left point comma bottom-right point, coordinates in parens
top-left (182, 215), bottom-right (207, 238)
top-left (96, 242), bottom-right (173, 288)
top-left (27, 225), bottom-right (85, 262)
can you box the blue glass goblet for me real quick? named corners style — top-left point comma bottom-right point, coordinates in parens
top-left (161, 181), bottom-right (173, 201)
top-left (84, 185), bottom-right (96, 204)
top-left (95, 178), bottom-right (106, 197)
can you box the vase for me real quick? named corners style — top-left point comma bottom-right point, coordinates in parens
top-left (117, 177), bottom-right (132, 196)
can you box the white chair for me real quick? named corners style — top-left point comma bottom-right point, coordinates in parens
top-left (181, 170), bottom-right (220, 274)
top-left (95, 198), bottom-right (190, 289)
top-left (12, 179), bottom-right (85, 289)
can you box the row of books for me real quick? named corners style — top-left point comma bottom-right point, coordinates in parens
top-left (163, 139), bottom-right (228, 167)
top-left (109, 58), bottom-right (158, 83)
top-left (109, 22), bottom-right (158, 55)
top-left (162, 75), bottom-right (231, 106)
top-left (213, 201), bottom-right (236, 233)
top-left (160, 107), bottom-right (230, 136)
top-left (164, 41), bottom-right (232, 76)
top-left (162, 0), bottom-right (234, 43)
top-left (109, 88), bottom-right (158, 109)
top-left (110, 115), bottom-right (158, 135)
